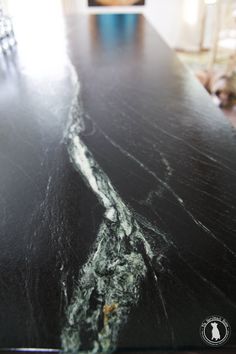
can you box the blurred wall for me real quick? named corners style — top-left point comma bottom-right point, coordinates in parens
top-left (63, 0), bottom-right (216, 50)
top-left (61, 0), bottom-right (184, 47)
top-left (145, 0), bottom-right (183, 47)
top-left (3, 0), bottom-right (217, 51)
top-left (146, 0), bottom-right (216, 50)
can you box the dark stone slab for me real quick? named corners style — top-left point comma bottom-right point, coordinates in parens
top-left (0, 13), bottom-right (235, 352)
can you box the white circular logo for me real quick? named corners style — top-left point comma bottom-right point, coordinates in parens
top-left (200, 315), bottom-right (231, 346)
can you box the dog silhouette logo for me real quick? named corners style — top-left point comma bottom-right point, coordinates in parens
top-left (200, 316), bottom-right (230, 346)
top-left (211, 322), bottom-right (221, 341)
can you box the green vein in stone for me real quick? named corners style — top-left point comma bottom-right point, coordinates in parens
top-left (61, 62), bottom-right (154, 354)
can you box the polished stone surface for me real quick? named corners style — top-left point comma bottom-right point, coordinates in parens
top-left (0, 13), bottom-right (235, 353)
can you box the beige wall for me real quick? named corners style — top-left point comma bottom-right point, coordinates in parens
top-left (62, 0), bottom-right (216, 49)
top-left (4, 0), bottom-right (217, 50)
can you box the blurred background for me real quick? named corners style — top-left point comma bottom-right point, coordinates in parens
top-left (1, 0), bottom-right (236, 127)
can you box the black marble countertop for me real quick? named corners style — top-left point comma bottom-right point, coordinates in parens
top-left (0, 13), bottom-right (235, 353)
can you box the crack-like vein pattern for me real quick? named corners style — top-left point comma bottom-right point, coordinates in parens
top-left (61, 58), bottom-right (236, 353)
top-left (61, 62), bottom-right (158, 353)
